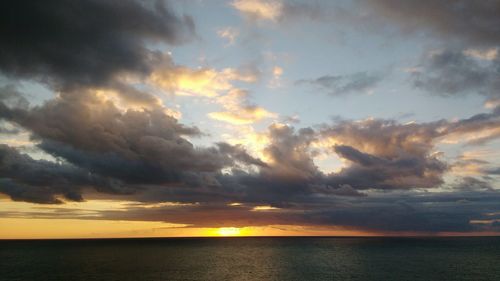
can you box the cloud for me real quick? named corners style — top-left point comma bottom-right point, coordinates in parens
top-left (0, 0), bottom-right (196, 90)
top-left (316, 109), bottom-right (500, 190)
top-left (0, 123), bottom-right (20, 135)
top-left (2, 84), bottom-right (500, 210)
top-left (0, 85), bottom-right (29, 109)
top-left (463, 48), bottom-right (498, 61)
top-left (452, 177), bottom-right (494, 192)
top-left (450, 156), bottom-right (489, 177)
top-left (217, 27), bottom-right (239, 46)
top-left (485, 98), bottom-right (500, 109)
top-left (1, 90), bottom-right (245, 184)
top-left (208, 89), bottom-right (277, 124)
top-left (363, 0), bottom-right (500, 47)
top-left (149, 59), bottom-right (275, 125)
top-left (0, 0), bottom-right (272, 205)
top-left (233, 0), bottom-right (500, 48)
top-left (2, 107), bottom-right (500, 233)
top-left (150, 58), bottom-right (258, 97)
top-left (208, 88), bottom-right (277, 125)
top-left (232, 1), bottom-right (500, 101)
top-left (412, 49), bottom-right (500, 98)
top-left (209, 107), bottom-right (277, 125)
top-left (216, 142), bottom-right (268, 167)
top-left (231, 0), bottom-right (283, 21)
top-left (344, 1), bottom-right (500, 102)
top-left (442, 107), bottom-right (500, 145)
top-left (231, 0), bottom-right (350, 25)
top-left (297, 72), bottom-right (383, 96)
top-left (268, 66), bottom-right (283, 88)
top-left (319, 119), bottom-right (448, 190)
top-left (260, 124), bottom-right (319, 180)
top-left (12, 186), bottom-right (500, 233)
top-left (0, 144), bottom-right (126, 204)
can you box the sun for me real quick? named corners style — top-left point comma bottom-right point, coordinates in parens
top-left (217, 227), bottom-right (241, 236)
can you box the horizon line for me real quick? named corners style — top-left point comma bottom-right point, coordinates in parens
top-left (2, 234), bottom-right (500, 241)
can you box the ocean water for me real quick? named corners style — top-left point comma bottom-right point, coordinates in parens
top-left (1, 237), bottom-right (499, 281)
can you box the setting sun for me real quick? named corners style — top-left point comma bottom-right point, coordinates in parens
top-left (217, 227), bottom-right (241, 236)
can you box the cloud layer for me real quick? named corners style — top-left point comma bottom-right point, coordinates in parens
top-left (0, 0), bottom-right (500, 235)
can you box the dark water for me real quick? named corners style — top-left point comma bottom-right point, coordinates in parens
top-left (1, 237), bottom-right (500, 281)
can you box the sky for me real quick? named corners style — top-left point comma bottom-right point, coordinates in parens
top-left (1, 0), bottom-right (500, 238)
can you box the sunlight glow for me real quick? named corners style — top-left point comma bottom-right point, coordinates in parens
top-left (217, 227), bottom-right (241, 236)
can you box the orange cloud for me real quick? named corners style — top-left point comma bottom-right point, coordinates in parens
top-left (209, 106), bottom-right (277, 125)
top-left (231, 0), bottom-right (283, 21)
top-left (217, 27), bottom-right (239, 46)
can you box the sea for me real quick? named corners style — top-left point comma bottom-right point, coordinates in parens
top-left (1, 237), bottom-right (499, 281)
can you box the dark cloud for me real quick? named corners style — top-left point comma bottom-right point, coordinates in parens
top-left (358, 1), bottom-right (500, 99)
top-left (296, 72), bottom-right (383, 96)
top-left (444, 106), bottom-right (500, 145)
top-left (2, 109), bottom-right (500, 233)
top-left (330, 144), bottom-right (446, 190)
top-left (279, 1), bottom-right (353, 24)
top-left (363, 0), bottom-right (500, 47)
top-left (239, 0), bottom-right (500, 48)
top-left (412, 50), bottom-right (500, 98)
top-left (0, 90), bottom-right (241, 186)
top-left (0, 0), bottom-right (249, 206)
top-left (0, 123), bottom-right (20, 135)
top-left (2, 92), bottom-right (500, 233)
top-left (0, 144), bottom-right (126, 204)
top-left (0, 0), bottom-right (195, 89)
top-left (13, 188), bottom-right (499, 233)
top-left (260, 125), bottom-right (318, 180)
top-left (216, 142), bottom-right (268, 167)
top-left (0, 85), bottom-right (29, 109)
top-left (309, 183), bottom-right (367, 197)
top-left (319, 118), bottom-right (447, 190)
top-left (452, 177), bottom-right (494, 192)
top-left (485, 167), bottom-right (500, 175)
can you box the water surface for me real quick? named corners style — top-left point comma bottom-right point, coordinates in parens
top-left (1, 237), bottom-right (499, 281)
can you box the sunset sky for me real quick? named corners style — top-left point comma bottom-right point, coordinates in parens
top-left (1, 0), bottom-right (500, 238)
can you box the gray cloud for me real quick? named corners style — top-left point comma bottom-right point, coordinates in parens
top-left (485, 167), bottom-right (500, 175)
top-left (297, 72), bottom-right (383, 96)
top-left (261, 125), bottom-right (318, 180)
top-left (0, 90), bottom-right (242, 186)
top-left (1, 84), bottom-right (500, 234)
top-left (0, 144), bottom-right (127, 204)
top-left (2, 108), bottom-right (500, 233)
top-left (216, 142), bottom-right (268, 167)
top-left (320, 119), bottom-right (447, 190)
top-left (0, 123), bottom-right (20, 135)
top-left (0, 85), bottom-right (30, 110)
top-left (412, 50), bottom-right (500, 98)
top-left (359, 1), bottom-right (500, 99)
top-left (9, 188), bottom-right (500, 233)
top-left (452, 177), bottom-right (494, 192)
top-left (238, 0), bottom-right (500, 48)
top-left (0, 0), bottom-right (195, 90)
top-left (363, 0), bottom-right (500, 47)
top-left (0, 0), bottom-right (252, 206)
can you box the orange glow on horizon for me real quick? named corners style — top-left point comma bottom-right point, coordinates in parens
top-left (1, 218), bottom-right (499, 239)
top-left (217, 227), bottom-right (242, 236)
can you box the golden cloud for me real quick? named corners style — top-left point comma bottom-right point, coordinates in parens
top-left (209, 106), bottom-right (277, 125)
top-left (231, 0), bottom-right (283, 21)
